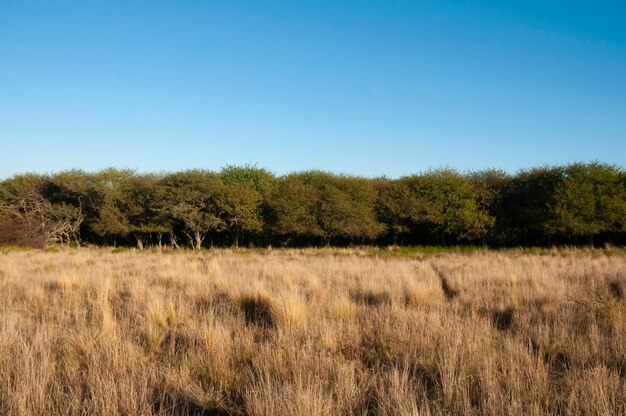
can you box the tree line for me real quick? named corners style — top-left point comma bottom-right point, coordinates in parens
top-left (0, 162), bottom-right (624, 249)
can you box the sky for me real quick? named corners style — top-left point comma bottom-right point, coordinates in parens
top-left (1, 0), bottom-right (625, 179)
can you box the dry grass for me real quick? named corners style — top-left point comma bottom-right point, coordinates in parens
top-left (0, 247), bottom-right (625, 415)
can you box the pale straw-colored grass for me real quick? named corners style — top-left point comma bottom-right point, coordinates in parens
top-left (0, 247), bottom-right (624, 415)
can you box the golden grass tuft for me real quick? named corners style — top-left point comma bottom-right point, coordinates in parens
top-left (332, 296), bottom-right (358, 321)
top-left (274, 293), bottom-right (309, 328)
top-left (404, 282), bottom-right (442, 307)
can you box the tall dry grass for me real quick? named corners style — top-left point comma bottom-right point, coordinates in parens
top-left (0, 247), bottom-right (624, 415)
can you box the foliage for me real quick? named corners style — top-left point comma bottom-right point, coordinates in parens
top-left (0, 163), bottom-right (624, 248)
top-left (161, 170), bottom-right (224, 249)
top-left (401, 169), bottom-right (494, 244)
top-left (267, 174), bottom-right (322, 241)
top-left (548, 163), bottom-right (626, 242)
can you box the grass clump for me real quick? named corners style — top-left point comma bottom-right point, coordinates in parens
top-left (274, 294), bottom-right (309, 328)
top-left (333, 296), bottom-right (357, 321)
top-left (404, 283), bottom-right (442, 307)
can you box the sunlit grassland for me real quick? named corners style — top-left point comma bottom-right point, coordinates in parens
top-left (0, 247), bottom-right (624, 415)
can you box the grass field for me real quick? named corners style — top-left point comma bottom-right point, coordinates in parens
top-left (0, 247), bottom-right (624, 415)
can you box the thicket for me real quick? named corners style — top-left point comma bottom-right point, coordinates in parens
top-left (0, 162), bottom-right (624, 248)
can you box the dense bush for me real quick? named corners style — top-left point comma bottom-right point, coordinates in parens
top-left (0, 163), bottom-right (624, 248)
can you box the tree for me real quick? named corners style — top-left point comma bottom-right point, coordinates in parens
top-left (219, 165), bottom-right (274, 247)
top-left (499, 166), bottom-right (564, 245)
top-left (221, 181), bottom-right (263, 247)
top-left (468, 169), bottom-right (511, 245)
top-left (402, 169), bottom-right (493, 244)
top-left (220, 164), bottom-right (277, 199)
top-left (121, 174), bottom-right (172, 249)
top-left (0, 174), bottom-right (51, 246)
top-left (267, 174), bottom-right (323, 244)
top-left (89, 169), bottom-right (135, 245)
top-left (45, 170), bottom-right (94, 245)
top-left (374, 178), bottom-right (426, 245)
top-left (0, 173), bottom-right (82, 246)
top-left (162, 170), bottom-right (224, 249)
top-left (306, 172), bottom-right (384, 244)
top-left (547, 162), bottom-right (626, 245)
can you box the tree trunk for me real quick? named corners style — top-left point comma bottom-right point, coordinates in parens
top-left (194, 231), bottom-right (202, 250)
top-left (185, 232), bottom-right (194, 249)
top-left (169, 233), bottom-right (178, 249)
top-left (233, 228), bottom-right (240, 248)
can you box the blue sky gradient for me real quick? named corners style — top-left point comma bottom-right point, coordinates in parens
top-left (1, 1), bottom-right (625, 178)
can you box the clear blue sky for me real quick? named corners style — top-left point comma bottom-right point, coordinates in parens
top-left (1, 1), bottom-right (625, 178)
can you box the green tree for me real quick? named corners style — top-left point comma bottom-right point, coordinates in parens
top-left (162, 170), bottom-right (224, 249)
top-left (468, 169), bottom-right (511, 245)
top-left (219, 165), bottom-right (274, 247)
top-left (499, 166), bottom-right (564, 245)
top-left (89, 169), bottom-right (135, 245)
top-left (221, 181), bottom-right (263, 247)
top-left (307, 172), bottom-right (384, 244)
top-left (548, 162), bottom-right (626, 245)
top-left (373, 178), bottom-right (422, 245)
top-left (220, 164), bottom-right (277, 198)
top-left (267, 174), bottom-right (322, 244)
top-left (45, 170), bottom-right (98, 245)
top-left (402, 169), bottom-right (493, 244)
top-left (121, 174), bottom-right (172, 249)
